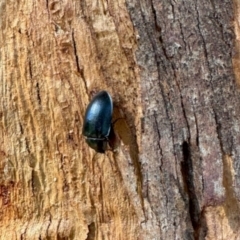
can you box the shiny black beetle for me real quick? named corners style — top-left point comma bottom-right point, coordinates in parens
top-left (82, 90), bottom-right (113, 153)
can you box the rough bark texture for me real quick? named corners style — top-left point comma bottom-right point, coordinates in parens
top-left (0, 0), bottom-right (240, 239)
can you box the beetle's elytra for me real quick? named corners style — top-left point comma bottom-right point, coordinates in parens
top-left (82, 90), bottom-right (113, 153)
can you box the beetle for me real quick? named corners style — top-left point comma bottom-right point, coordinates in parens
top-left (82, 90), bottom-right (113, 153)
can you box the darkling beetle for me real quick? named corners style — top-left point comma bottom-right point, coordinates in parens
top-left (82, 90), bottom-right (114, 153)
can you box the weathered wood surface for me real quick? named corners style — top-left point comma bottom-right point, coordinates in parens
top-left (0, 0), bottom-right (240, 239)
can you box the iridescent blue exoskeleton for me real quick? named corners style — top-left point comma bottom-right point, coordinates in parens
top-left (82, 91), bottom-right (113, 153)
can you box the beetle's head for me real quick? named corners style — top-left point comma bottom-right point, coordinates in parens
top-left (85, 138), bottom-right (108, 153)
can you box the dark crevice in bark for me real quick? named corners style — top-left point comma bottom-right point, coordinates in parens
top-left (36, 82), bottom-right (41, 105)
top-left (100, 177), bottom-right (104, 221)
top-left (181, 141), bottom-right (201, 239)
top-left (86, 222), bottom-right (96, 240)
top-left (28, 60), bottom-right (32, 80)
top-left (145, 172), bottom-right (150, 203)
top-left (71, 30), bottom-right (88, 93)
top-left (71, 30), bottom-right (81, 73)
top-left (31, 169), bottom-right (35, 196)
top-left (140, 117), bottom-right (145, 134)
top-left (153, 111), bottom-right (163, 171)
top-left (19, 122), bottom-right (23, 134)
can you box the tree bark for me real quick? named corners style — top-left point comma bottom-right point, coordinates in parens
top-left (0, 0), bottom-right (240, 239)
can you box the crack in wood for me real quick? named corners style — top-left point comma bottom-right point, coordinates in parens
top-left (181, 141), bottom-right (200, 237)
top-left (153, 111), bottom-right (163, 171)
top-left (71, 30), bottom-right (88, 93)
top-left (71, 30), bottom-right (81, 73)
top-left (181, 140), bottom-right (207, 239)
top-left (193, 113), bottom-right (199, 147)
top-left (28, 60), bottom-right (32, 80)
top-left (19, 122), bottom-right (24, 134)
top-left (31, 169), bottom-right (35, 196)
top-left (86, 222), bottom-right (96, 240)
top-left (36, 82), bottom-right (41, 105)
